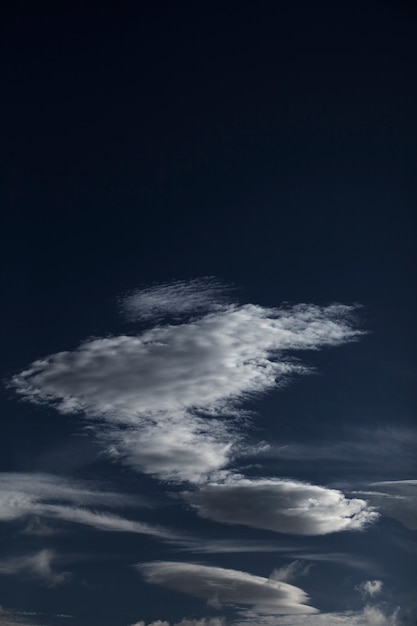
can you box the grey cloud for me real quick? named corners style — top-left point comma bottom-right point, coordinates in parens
top-left (355, 581), bottom-right (383, 598)
top-left (0, 549), bottom-right (69, 586)
top-left (10, 291), bottom-right (362, 484)
top-left (138, 561), bottom-right (317, 614)
top-left (184, 478), bottom-right (378, 535)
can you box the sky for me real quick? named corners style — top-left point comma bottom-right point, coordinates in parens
top-left (1, 1), bottom-right (416, 625)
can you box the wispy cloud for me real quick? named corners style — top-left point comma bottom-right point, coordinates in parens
top-left (269, 560), bottom-right (312, 583)
top-left (0, 549), bottom-right (69, 586)
top-left (121, 278), bottom-right (230, 322)
top-left (262, 426), bottom-right (417, 480)
top-left (138, 561), bottom-right (317, 615)
top-left (0, 473), bottom-right (175, 539)
top-left (355, 481), bottom-right (417, 530)
top-left (184, 477), bottom-right (378, 535)
top-left (10, 281), bottom-right (362, 484)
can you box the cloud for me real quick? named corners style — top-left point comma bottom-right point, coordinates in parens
top-left (0, 549), bottom-right (69, 586)
top-left (269, 560), bottom-right (312, 583)
top-left (0, 472), bottom-right (176, 539)
top-left (184, 477), bottom-right (378, 535)
top-left (236, 605), bottom-right (400, 625)
top-left (356, 581), bottom-right (384, 598)
top-left (356, 481), bottom-right (417, 530)
top-left (130, 617), bottom-right (225, 626)
top-left (10, 282), bottom-right (362, 484)
top-left (138, 561), bottom-right (317, 614)
top-left (287, 552), bottom-right (377, 573)
top-left (121, 278), bottom-right (230, 322)
top-left (262, 426), bottom-right (417, 479)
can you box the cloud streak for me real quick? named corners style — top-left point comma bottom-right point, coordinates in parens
top-left (355, 481), bottom-right (417, 530)
top-left (0, 473), bottom-right (176, 539)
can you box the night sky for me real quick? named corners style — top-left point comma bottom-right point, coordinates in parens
top-left (1, 2), bottom-right (416, 625)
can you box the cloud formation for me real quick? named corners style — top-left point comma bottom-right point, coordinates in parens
top-left (129, 619), bottom-right (225, 626)
top-left (0, 549), bottom-right (69, 586)
top-left (10, 281), bottom-right (362, 484)
top-left (185, 477), bottom-right (378, 535)
top-left (138, 561), bottom-right (317, 614)
top-left (357, 481), bottom-right (417, 530)
top-left (237, 605), bottom-right (400, 626)
top-left (121, 278), bottom-right (230, 322)
top-left (0, 473), bottom-right (175, 539)
top-left (356, 581), bottom-right (383, 598)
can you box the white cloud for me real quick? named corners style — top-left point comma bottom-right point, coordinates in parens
top-left (356, 581), bottom-right (383, 598)
top-left (138, 561), bottom-right (317, 614)
top-left (356, 481), bottom-right (417, 530)
top-left (184, 477), bottom-right (378, 535)
top-left (0, 472), bottom-right (175, 539)
top-left (0, 549), bottom-right (69, 586)
top-left (10, 288), bottom-right (362, 484)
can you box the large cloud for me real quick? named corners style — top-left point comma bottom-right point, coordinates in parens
top-left (10, 282), bottom-right (362, 483)
top-left (0, 473), bottom-right (176, 539)
top-left (184, 477), bottom-right (378, 535)
top-left (138, 561), bottom-right (317, 615)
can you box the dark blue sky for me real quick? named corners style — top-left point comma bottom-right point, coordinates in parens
top-left (1, 2), bottom-right (416, 625)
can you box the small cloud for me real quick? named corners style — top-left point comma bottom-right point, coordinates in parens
top-left (356, 581), bottom-right (384, 598)
top-left (0, 549), bottom-right (69, 586)
top-left (269, 560), bottom-right (312, 583)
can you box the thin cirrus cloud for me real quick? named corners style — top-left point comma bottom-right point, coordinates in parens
top-left (184, 477), bottom-right (378, 535)
top-left (9, 279), bottom-right (363, 484)
top-left (0, 473), bottom-right (176, 540)
top-left (137, 561), bottom-right (317, 615)
top-left (354, 481), bottom-right (417, 530)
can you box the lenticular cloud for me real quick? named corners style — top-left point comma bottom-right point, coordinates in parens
top-left (184, 477), bottom-right (378, 535)
top-left (138, 561), bottom-right (317, 614)
top-left (10, 281), bottom-right (362, 483)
